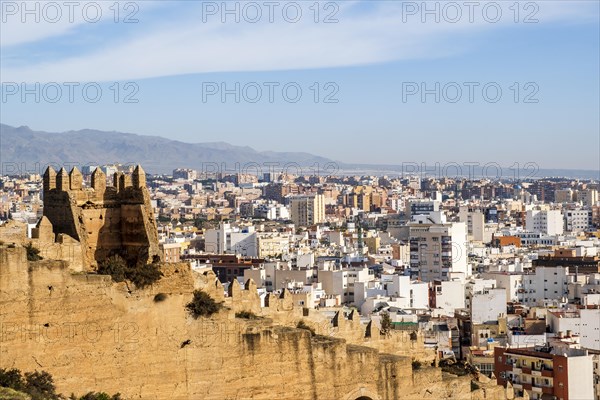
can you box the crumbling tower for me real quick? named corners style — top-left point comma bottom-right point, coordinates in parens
top-left (42, 165), bottom-right (161, 270)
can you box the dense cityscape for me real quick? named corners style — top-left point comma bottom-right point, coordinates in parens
top-left (1, 163), bottom-right (599, 399)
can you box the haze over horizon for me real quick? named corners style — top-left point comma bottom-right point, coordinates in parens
top-left (1, 123), bottom-right (598, 179)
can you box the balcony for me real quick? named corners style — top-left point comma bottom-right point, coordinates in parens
top-left (542, 386), bottom-right (553, 395)
top-left (541, 370), bottom-right (553, 377)
top-left (521, 367), bottom-right (531, 374)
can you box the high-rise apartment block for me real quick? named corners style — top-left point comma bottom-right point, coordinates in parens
top-left (290, 194), bottom-right (325, 226)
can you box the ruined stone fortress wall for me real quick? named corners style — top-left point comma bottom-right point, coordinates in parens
top-left (0, 245), bottom-right (414, 400)
top-left (0, 239), bottom-right (507, 399)
top-left (39, 165), bottom-right (160, 269)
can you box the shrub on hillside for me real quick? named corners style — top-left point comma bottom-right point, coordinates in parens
top-left (26, 242), bottom-right (42, 261)
top-left (0, 368), bottom-right (59, 400)
top-left (71, 392), bottom-right (123, 400)
top-left (97, 255), bottom-right (162, 289)
top-left (186, 290), bottom-right (223, 318)
top-left (235, 310), bottom-right (259, 319)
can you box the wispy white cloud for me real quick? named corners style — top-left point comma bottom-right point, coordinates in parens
top-left (0, 0), bottom-right (168, 47)
top-left (1, 1), bottom-right (596, 82)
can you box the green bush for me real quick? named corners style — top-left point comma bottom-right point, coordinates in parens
top-left (0, 369), bottom-right (59, 400)
top-left (24, 371), bottom-right (58, 400)
top-left (25, 243), bottom-right (42, 261)
top-left (0, 368), bottom-right (122, 400)
top-left (97, 255), bottom-right (163, 289)
top-left (71, 392), bottom-right (123, 400)
top-left (0, 368), bottom-right (25, 390)
top-left (97, 255), bottom-right (127, 282)
top-left (235, 310), bottom-right (259, 319)
top-left (186, 290), bottom-right (223, 318)
top-left (127, 262), bottom-right (162, 289)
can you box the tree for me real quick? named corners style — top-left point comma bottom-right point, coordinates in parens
top-left (380, 311), bottom-right (392, 336)
top-left (24, 370), bottom-right (59, 400)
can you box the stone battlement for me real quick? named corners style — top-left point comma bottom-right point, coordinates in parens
top-left (43, 165), bottom-right (147, 205)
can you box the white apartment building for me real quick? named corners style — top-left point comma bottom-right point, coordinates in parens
top-left (355, 276), bottom-right (429, 315)
top-left (520, 266), bottom-right (569, 307)
top-left (526, 209), bottom-right (564, 236)
top-left (565, 209), bottom-right (592, 232)
top-left (482, 272), bottom-right (523, 303)
top-left (470, 288), bottom-right (507, 325)
top-left (431, 280), bottom-right (466, 316)
top-left (318, 266), bottom-right (374, 304)
top-left (244, 261), bottom-right (316, 291)
top-left (204, 223), bottom-right (257, 256)
top-left (254, 203), bottom-right (290, 220)
top-left (380, 274), bottom-right (429, 309)
top-left (498, 228), bottom-right (559, 246)
top-left (408, 216), bottom-right (468, 282)
top-left (548, 308), bottom-right (600, 351)
top-left (568, 273), bottom-right (600, 303)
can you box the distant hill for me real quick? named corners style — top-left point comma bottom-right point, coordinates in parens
top-left (0, 124), bottom-right (334, 175)
top-left (1, 124), bottom-right (597, 179)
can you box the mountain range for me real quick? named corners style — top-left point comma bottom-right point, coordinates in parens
top-left (0, 124), bottom-right (334, 175)
top-left (1, 124), bottom-right (597, 179)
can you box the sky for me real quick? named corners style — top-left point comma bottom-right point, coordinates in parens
top-left (1, 0), bottom-right (599, 170)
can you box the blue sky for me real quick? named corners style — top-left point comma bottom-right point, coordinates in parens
top-left (1, 0), bottom-right (599, 170)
